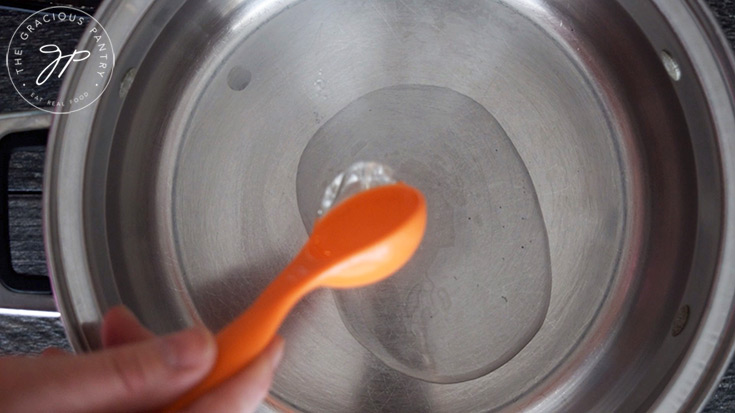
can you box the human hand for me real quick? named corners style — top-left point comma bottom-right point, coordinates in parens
top-left (0, 306), bottom-right (284, 412)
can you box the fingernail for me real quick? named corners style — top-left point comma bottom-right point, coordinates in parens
top-left (102, 305), bottom-right (137, 327)
top-left (160, 327), bottom-right (214, 369)
top-left (268, 336), bottom-right (285, 370)
top-left (41, 347), bottom-right (67, 357)
top-left (116, 306), bottom-right (139, 322)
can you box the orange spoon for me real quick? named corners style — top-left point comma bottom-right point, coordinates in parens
top-left (165, 183), bottom-right (427, 412)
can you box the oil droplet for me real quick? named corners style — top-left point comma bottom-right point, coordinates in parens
top-left (313, 72), bottom-right (328, 100)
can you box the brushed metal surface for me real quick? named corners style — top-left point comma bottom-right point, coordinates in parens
top-left (43, 0), bottom-right (735, 412)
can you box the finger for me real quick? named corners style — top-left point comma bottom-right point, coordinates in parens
top-left (1, 326), bottom-right (216, 413)
top-left (41, 348), bottom-right (68, 357)
top-left (101, 306), bottom-right (155, 347)
top-left (185, 336), bottom-right (285, 413)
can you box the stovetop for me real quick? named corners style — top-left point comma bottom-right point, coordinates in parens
top-left (0, 1), bottom-right (734, 411)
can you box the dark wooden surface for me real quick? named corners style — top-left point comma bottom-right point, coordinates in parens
top-left (0, 0), bottom-right (734, 411)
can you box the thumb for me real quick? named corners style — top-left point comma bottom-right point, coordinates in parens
top-left (2, 326), bottom-right (216, 413)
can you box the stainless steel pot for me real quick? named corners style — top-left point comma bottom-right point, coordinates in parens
top-left (43, 0), bottom-right (735, 411)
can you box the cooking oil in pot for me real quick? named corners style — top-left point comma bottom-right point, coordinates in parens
top-left (297, 85), bottom-right (552, 383)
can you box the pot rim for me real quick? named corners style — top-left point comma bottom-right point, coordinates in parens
top-left (644, 0), bottom-right (735, 411)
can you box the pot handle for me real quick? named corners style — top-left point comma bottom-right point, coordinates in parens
top-left (0, 111), bottom-right (57, 316)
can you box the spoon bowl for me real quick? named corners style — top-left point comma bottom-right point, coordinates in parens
top-left (313, 183), bottom-right (427, 288)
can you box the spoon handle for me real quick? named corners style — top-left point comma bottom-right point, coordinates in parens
top-left (163, 251), bottom-right (324, 412)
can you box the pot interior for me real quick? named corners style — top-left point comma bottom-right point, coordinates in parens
top-left (75, 0), bottom-right (722, 411)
